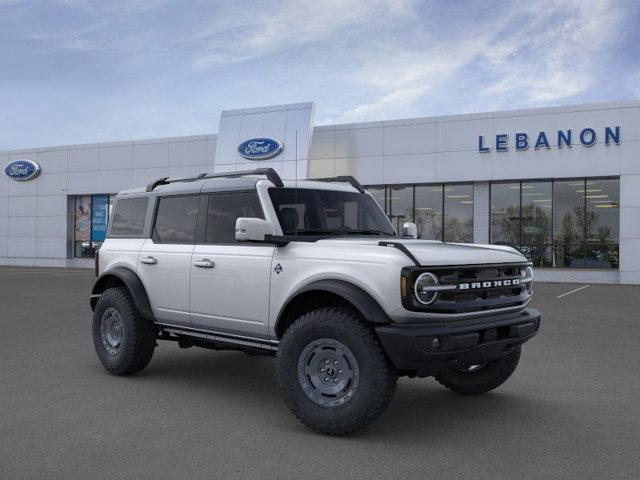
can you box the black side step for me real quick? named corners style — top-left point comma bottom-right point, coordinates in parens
top-left (156, 323), bottom-right (279, 351)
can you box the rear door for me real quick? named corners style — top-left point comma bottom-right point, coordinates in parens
top-left (137, 194), bottom-right (202, 326)
top-left (189, 191), bottom-right (274, 339)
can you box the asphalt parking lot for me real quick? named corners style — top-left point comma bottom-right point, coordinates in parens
top-left (1, 268), bottom-right (639, 480)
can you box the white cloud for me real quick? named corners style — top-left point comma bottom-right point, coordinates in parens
top-left (191, 0), bottom-right (414, 69)
top-left (334, 0), bottom-right (625, 122)
top-left (0, 0), bottom-right (634, 149)
top-left (482, 0), bottom-right (621, 104)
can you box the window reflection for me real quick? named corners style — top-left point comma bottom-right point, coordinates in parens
top-left (389, 186), bottom-right (413, 233)
top-left (585, 179), bottom-right (619, 268)
top-left (367, 187), bottom-right (386, 214)
top-left (414, 185), bottom-right (442, 240)
top-left (521, 181), bottom-right (552, 266)
top-left (585, 179), bottom-right (619, 242)
top-left (490, 183), bottom-right (520, 246)
top-left (444, 184), bottom-right (473, 243)
top-left (367, 178), bottom-right (619, 270)
top-left (488, 178), bottom-right (619, 270)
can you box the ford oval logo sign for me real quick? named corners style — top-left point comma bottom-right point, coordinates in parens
top-left (4, 159), bottom-right (41, 181)
top-left (237, 137), bottom-right (283, 160)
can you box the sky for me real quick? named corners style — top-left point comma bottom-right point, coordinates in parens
top-left (1, 0), bottom-right (639, 150)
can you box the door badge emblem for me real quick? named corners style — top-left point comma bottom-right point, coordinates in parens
top-left (274, 263), bottom-right (283, 274)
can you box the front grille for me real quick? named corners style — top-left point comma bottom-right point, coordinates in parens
top-left (402, 263), bottom-right (532, 314)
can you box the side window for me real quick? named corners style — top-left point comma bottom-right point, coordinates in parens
top-left (109, 197), bottom-right (148, 237)
top-left (275, 203), bottom-right (306, 234)
top-left (206, 191), bottom-right (264, 243)
top-left (153, 195), bottom-right (200, 244)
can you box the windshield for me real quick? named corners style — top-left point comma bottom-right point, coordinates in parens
top-left (268, 188), bottom-right (396, 237)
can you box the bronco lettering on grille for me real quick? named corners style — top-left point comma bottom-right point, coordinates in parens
top-left (458, 278), bottom-right (520, 290)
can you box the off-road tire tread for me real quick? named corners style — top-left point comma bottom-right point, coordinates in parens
top-left (435, 347), bottom-right (521, 395)
top-left (92, 287), bottom-right (157, 375)
top-left (276, 307), bottom-right (397, 435)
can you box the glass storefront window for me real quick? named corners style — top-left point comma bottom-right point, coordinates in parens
top-left (553, 180), bottom-right (585, 245)
top-left (74, 194), bottom-right (115, 258)
top-left (365, 183), bottom-right (474, 241)
top-left (553, 180), bottom-right (587, 268)
top-left (585, 178), bottom-right (619, 268)
top-left (521, 181), bottom-right (552, 266)
top-left (414, 185), bottom-right (442, 240)
top-left (444, 184), bottom-right (473, 243)
top-left (490, 182), bottom-right (520, 246)
top-left (490, 178), bottom-right (619, 269)
top-left (388, 186), bottom-right (413, 233)
top-left (367, 187), bottom-right (386, 214)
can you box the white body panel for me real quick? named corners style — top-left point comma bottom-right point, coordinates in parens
top-left (190, 244), bottom-right (274, 338)
top-left (98, 178), bottom-right (530, 343)
top-left (98, 238), bottom-right (145, 274)
top-left (269, 242), bottom-right (405, 336)
top-left (267, 238), bottom-right (527, 335)
top-left (137, 239), bottom-right (194, 325)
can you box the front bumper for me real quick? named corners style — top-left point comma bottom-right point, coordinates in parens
top-left (375, 308), bottom-right (541, 377)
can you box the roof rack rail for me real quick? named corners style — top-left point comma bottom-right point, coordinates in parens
top-left (145, 167), bottom-right (284, 192)
top-left (313, 175), bottom-right (366, 193)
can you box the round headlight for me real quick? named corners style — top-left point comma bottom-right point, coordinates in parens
top-left (414, 272), bottom-right (439, 305)
top-left (521, 266), bottom-right (534, 293)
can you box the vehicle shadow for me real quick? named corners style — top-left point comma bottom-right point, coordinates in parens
top-left (126, 346), bottom-right (555, 441)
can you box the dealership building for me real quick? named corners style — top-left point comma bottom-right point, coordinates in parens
top-left (1, 100), bottom-right (639, 284)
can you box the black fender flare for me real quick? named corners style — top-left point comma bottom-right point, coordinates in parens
top-left (276, 279), bottom-right (391, 333)
top-left (90, 267), bottom-right (155, 321)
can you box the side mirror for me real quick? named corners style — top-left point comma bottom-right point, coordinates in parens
top-left (402, 222), bottom-right (418, 239)
top-left (235, 217), bottom-right (273, 242)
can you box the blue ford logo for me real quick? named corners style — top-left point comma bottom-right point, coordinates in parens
top-left (4, 159), bottom-right (41, 181)
top-left (237, 137), bottom-right (283, 160)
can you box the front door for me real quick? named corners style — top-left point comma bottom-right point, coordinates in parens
top-left (137, 194), bottom-right (201, 326)
top-left (189, 191), bottom-right (274, 340)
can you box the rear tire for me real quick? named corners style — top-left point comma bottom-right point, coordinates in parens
top-left (435, 347), bottom-right (521, 395)
top-left (92, 287), bottom-right (157, 375)
top-left (276, 307), bottom-right (397, 435)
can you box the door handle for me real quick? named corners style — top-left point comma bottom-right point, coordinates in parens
top-left (194, 258), bottom-right (215, 268)
top-left (140, 256), bottom-right (158, 265)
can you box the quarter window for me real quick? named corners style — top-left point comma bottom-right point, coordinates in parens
top-left (153, 195), bottom-right (200, 244)
top-left (109, 196), bottom-right (147, 238)
top-left (205, 191), bottom-right (263, 243)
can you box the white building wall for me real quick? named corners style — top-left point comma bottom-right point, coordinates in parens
top-left (308, 100), bottom-right (640, 284)
top-left (1, 100), bottom-right (639, 283)
top-left (214, 102), bottom-right (314, 179)
top-left (0, 134), bottom-right (217, 267)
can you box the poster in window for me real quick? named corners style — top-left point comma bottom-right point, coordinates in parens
top-left (75, 196), bottom-right (91, 241)
top-left (91, 195), bottom-right (109, 242)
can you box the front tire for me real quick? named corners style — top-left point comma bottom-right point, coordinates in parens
top-left (276, 307), bottom-right (397, 435)
top-left (92, 287), bottom-right (157, 375)
top-left (435, 347), bottom-right (521, 395)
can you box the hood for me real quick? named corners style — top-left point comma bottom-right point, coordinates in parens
top-left (316, 238), bottom-right (527, 266)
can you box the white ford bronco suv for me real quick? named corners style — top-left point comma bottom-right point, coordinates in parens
top-left (90, 168), bottom-right (540, 435)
